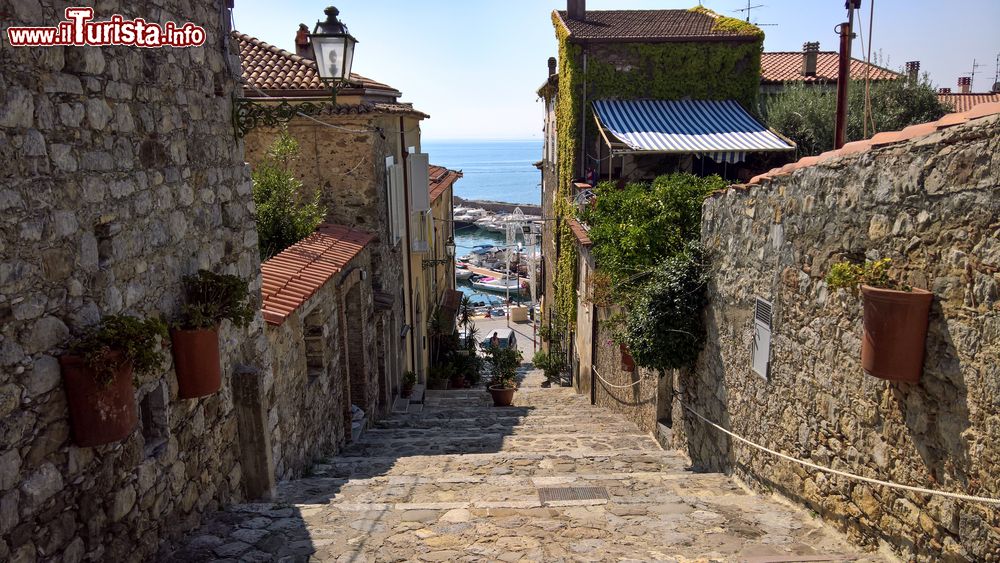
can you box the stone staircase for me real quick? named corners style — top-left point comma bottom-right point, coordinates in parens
top-left (160, 377), bottom-right (885, 562)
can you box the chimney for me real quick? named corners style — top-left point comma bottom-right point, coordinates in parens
top-left (547, 57), bottom-right (557, 77)
top-left (801, 42), bottom-right (820, 77)
top-left (958, 76), bottom-right (972, 94)
top-left (567, 0), bottom-right (586, 21)
top-left (905, 61), bottom-right (920, 83)
top-left (938, 87), bottom-right (952, 94)
top-left (295, 23), bottom-right (311, 59)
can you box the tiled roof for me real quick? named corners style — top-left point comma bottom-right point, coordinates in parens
top-left (938, 93), bottom-right (1000, 113)
top-left (553, 10), bottom-right (760, 43)
top-left (761, 52), bottom-right (902, 83)
top-left (737, 102), bottom-right (1000, 191)
top-left (567, 217), bottom-right (592, 247)
top-left (261, 224), bottom-right (375, 326)
top-left (234, 31), bottom-right (400, 97)
top-left (429, 165), bottom-right (462, 204)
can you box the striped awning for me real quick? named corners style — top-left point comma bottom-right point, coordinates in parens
top-left (593, 99), bottom-right (794, 163)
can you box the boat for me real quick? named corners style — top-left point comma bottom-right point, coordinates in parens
top-left (471, 277), bottom-right (525, 294)
top-left (455, 267), bottom-right (473, 281)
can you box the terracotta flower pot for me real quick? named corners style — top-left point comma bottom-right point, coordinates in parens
top-left (489, 386), bottom-right (516, 407)
top-left (402, 384), bottom-right (413, 398)
top-left (59, 352), bottom-right (138, 447)
top-left (861, 285), bottom-right (933, 383)
top-left (170, 326), bottom-right (222, 399)
top-left (620, 344), bottom-right (635, 373)
top-left (450, 376), bottom-right (466, 389)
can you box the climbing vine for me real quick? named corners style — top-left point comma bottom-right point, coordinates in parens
top-left (549, 9), bottom-right (762, 332)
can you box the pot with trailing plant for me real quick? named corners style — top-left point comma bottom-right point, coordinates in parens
top-left (170, 270), bottom-right (254, 399)
top-left (487, 346), bottom-right (522, 407)
top-left (827, 258), bottom-right (933, 383)
top-left (401, 371), bottom-right (416, 398)
top-left (60, 315), bottom-right (168, 447)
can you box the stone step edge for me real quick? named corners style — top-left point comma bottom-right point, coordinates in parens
top-left (321, 449), bottom-right (681, 464)
top-left (276, 470), bottom-right (724, 489)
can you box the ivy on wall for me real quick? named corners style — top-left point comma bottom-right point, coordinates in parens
top-left (549, 8), bottom-right (763, 333)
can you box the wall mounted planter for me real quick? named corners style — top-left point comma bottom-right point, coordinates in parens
top-left (59, 352), bottom-right (138, 447)
top-left (170, 326), bottom-right (222, 399)
top-left (861, 285), bottom-right (933, 383)
top-left (489, 386), bottom-right (516, 407)
top-left (620, 344), bottom-right (636, 373)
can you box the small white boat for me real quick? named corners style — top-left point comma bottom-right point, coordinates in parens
top-left (471, 277), bottom-right (524, 294)
top-left (455, 267), bottom-right (473, 280)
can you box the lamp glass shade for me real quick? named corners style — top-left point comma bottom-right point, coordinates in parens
top-left (310, 34), bottom-right (356, 81)
top-left (446, 238), bottom-right (456, 258)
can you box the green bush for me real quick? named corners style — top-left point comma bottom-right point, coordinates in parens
top-left (532, 350), bottom-right (566, 385)
top-left (67, 315), bottom-right (169, 385)
top-left (765, 76), bottom-right (950, 157)
top-left (486, 347), bottom-right (522, 390)
top-left (616, 247), bottom-right (708, 372)
top-left (252, 131), bottom-right (326, 259)
top-left (177, 270), bottom-right (255, 330)
top-left (826, 258), bottom-right (910, 291)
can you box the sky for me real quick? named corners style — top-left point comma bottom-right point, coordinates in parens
top-left (233, 0), bottom-right (1000, 140)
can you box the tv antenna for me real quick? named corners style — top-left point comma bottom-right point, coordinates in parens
top-left (967, 58), bottom-right (985, 89)
top-left (732, 1), bottom-right (765, 22)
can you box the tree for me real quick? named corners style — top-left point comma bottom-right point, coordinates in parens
top-left (765, 75), bottom-right (951, 157)
top-left (251, 131), bottom-right (326, 259)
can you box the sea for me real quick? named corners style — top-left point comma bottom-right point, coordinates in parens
top-left (422, 139), bottom-right (542, 308)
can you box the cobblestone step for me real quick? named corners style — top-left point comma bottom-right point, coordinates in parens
top-left (339, 434), bottom-right (662, 457)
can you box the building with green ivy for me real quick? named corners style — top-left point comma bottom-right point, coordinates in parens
top-left (536, 1), bottom-right (794, 393)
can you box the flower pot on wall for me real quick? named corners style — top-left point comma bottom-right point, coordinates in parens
top-left (861, 285), bottom-right (933, 383)
top-left (620, 344), bottom-right (635, 373)
top-left (60, 352), bottom-right (138, 447)
top-left (170, 326), bottom-right (222, 399)
top-left (489, 386), bottom-right (516, 407)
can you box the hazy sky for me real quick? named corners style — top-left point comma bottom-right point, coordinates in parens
top-left (233, 0), bottom-right (1000, 140)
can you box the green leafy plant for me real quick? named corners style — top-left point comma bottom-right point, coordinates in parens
top-left (66, 315), bottom-right (169, 385)
top-left (765, 76), bottom-right (951, 157)
top-left (826, 258), bottom-right (911, 291)
top-left (532, 350), bottom-right (566, 386)
top-left (486, 346), bottom-right (522, 390)
top-left (252, 130), bottom-right (326, 259)
top-left (615, 247), bottom-right (709, 373)
top-left (177, 270), bottom-right (255, 330)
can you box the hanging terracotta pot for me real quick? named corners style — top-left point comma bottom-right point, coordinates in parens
top-left (170, 326), bottom-right (222, 399)
top-left (620, 344), bottom-right (635, 373)
top-left (60, 352), bottom-right (138, 447)
top-left (861, 285), bottom-right (933, 383)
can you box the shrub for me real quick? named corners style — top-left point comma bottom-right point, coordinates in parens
top-left (177, 270), bottom-right (255, 330)
top-left (532, 350), bottom-right (566, 385)
top-left (486, 347), bottom-right (522, 389)
top-left (615, 247), bottom-right (708, 372)
top-left (826, 258), bottom-right (910, 291)
top-left (252, 130), bottom-right (326, 259)
top-left (66, 315), bottom-right (169, 385)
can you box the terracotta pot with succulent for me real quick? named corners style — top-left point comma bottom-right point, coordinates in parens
top-left (401, 371), bottom-right (416, 398)
top-left (827, 258), bottom-right (933, 383)
top-left (487, 346), bottom-right (523, 407)
top-left (60, 315), bottom-right (168, 447)
top-left (171, 270), bottom-right (254, 399)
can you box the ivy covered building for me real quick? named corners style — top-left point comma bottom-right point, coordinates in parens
top-left (537, 1), bottom-right (793, 404)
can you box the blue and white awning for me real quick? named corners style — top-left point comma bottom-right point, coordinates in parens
top-left (593, 99), bottom-right (794, 163)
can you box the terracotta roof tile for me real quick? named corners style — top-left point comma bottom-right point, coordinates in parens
top-left (428, 165), bottom-right (462, 205)
top-left (937, 93), bottom-right (1000, 113)
top-left (721, 102), bottom-right (1000, 195)
top-left (234, 31), bottom-right (400, 97)
top-left (261, 224), bottom-right (374, 326)
top-left (761, 52), bottom-right (902, 83)
top-left (567, 217), bottom-right (592, 247)
top-left (554, 9), bottom-right (760, 43)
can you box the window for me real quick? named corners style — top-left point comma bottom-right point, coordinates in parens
top-left (385, 157), bottom-right (404, 246)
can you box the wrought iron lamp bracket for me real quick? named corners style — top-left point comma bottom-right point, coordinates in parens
top-left (232, 80), bottom-right (349, 138)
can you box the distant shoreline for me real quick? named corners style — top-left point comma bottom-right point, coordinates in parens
top-left (454, 196), bottom-right (541, 216)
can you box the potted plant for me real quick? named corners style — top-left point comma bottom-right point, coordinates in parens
top-left (620, 344), bottom-right (636, 373)
top-left (401, 371), bottom-right (416, 398)
top-left (486, 347), bottom-right (523, 406)
top-left (827, 258), bottom-right (933, 383)
top-left (427, 365), bottom-right (451, 390)
top-left (60, 315), bottom-right (168, 447)
top-left (533, 350), bottom-right (567, 388)
top-left (171, 270), bottom-right (254, 399)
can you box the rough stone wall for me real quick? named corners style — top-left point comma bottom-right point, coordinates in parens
top-left (591, 307), bottom-right (659, 435)
top-left (245, 114), bottom-right (405, 405)
top-left (674, 115), bottom-right (1000, 561)
top-left (0, 2), bottom-right (269, 561)
top-left (264, 249), bottom-right (375, 481)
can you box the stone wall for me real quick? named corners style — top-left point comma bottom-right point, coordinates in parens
top-left (673, 115), bottom-right (1000, 560)
top-left (264, 249), bottom-right (375, 481)
top-left (591, 307), bottom-right (660, 435)
top-left (0, 1), bottom-right (270, 561)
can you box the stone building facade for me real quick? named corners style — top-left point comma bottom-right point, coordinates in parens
top-left (672, 112), bottom-right (1000, 560)
top-left (0, 1), bottom-right (272, 561)
top-left (260, 225), bottom-right (376, 481)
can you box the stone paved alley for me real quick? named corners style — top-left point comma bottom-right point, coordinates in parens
top-left (161, 368), bottom-right (888, 562)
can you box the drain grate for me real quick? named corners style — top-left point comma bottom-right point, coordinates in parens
top-left (538, 486), bottom-right (609, 504)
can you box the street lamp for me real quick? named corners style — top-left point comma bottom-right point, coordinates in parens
top-left (445, 237), bottom-right (456, 259)
top-left (422, 236), bottom-right (456, 269)
top-left (308, 6), bottom-right (358, 94)
top-left (231, 6), bottom-right (359, 137)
